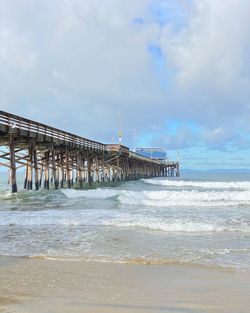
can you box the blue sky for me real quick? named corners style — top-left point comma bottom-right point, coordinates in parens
top-left (1, 0), bottom-right (250, 170)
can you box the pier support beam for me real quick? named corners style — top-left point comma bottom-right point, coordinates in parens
top-left (39, 162), bottom-right (43, 187)
top-left (116, 157), bottom-right (120, 181)
top-left (77, 152), bottom-right (84, 188)
top-left (95, 156), bottom-right (99, 183)
top-left (101, 156), bottom-right (105, 182)
top-left (71, 156), bottom-right (74, 187)
top-left (87, 157), bottom-right (93, 186)
top-left (60, 152), bottom-right (64, 189)
top-left (27, 146), bottom-right (33, 190)
top-left (33, 143), bottom-right (39, 191)
top-left (51, 143), bottom-right (58, 190)
top-left (9, 133), bottom-right (17, 193)
top-left (66, 148), bottom-right (71, 189)
top-left (44, 151), bottom-right (50, 190)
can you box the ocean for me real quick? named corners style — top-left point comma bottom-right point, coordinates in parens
top-left (0, 171), bottom-right (250, 271)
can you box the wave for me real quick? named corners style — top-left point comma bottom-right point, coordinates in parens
top-left (118, 189), bottom-right (250, 207)
top-left (27, 255), bottom-right (204, 266)
top-left (61, 188), bottom-right (119, 199)
top-left (4, 254), bottom-right (199, 266)
top-left (14, 254), bottom-right (245, 270)
top-left (0, 209), bottom-right (99, 226)
top-left (1, 209), bottom-right (250, 232)
top-left (0, 188), bottom-right (119, 202)
top-left (142, 179), bottom-right (250, 190)
top-left (0, 189), bottom-right (13, 199)
top-left (2, 181), bottom-right (250, 209)
top-left (104, 218), bottom-right (250, 233)
top-left (105, 219), bottom-right (224, 232)
top-left (60, 188), bottom-right (250, 208)
top-left (0, 188), bottom-right (64, 204)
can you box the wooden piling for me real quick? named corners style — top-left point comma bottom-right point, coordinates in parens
top-left (77, 152), bottom-right (84, 188)
top-left (33, 143), bottom-right (39, 191)
top-left (27, 146), bottom-right (33, 190)
top-left (44, 151), bottom-right (50, 189)
top-left (87, 157), bottom-right (93, 186)
top-left (94, 156), bottom-right (99, 183)
top-left (71, 156), bottom-right (74, 187)
top-left (60, 152), bottom-right (64, 188)
top-left (24, 163), bottom-right (28, 189)
top-left (9, 133), bottom-right (17, 193)
top-left (66, 148), bottom-right (71, 188)
top-left (39, 162), bottom-right (43, 187)
top-left (51, 143), bottom-right (58, 190)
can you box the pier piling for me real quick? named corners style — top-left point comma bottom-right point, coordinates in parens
top-left (9, 133), bottom-right (17, 193)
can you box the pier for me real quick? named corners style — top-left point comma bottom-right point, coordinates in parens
top-left (0, 110), bottom-right (180, 193)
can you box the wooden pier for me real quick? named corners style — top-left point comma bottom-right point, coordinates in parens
top-left (0, 110), bottom-right (180, 193)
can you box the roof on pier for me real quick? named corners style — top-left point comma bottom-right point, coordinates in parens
top-left (135, 147), bottom-right (167, 160)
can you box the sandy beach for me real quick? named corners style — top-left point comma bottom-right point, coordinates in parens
top-left (0, 256), bottom-right (250, 313)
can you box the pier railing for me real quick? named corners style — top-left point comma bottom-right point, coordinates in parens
top-left (163, 160), bottom-right (179, 166)
top-left (0, 110), bottom-right (106, 152)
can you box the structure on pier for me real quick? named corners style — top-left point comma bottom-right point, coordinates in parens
top-left (135, 147), bottom-right (179, 177)
top-left (135, 147), bottom-right (167, 162)
top-left (0, 110), bottom-right (180, 193)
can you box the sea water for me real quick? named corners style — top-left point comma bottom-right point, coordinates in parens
top-left (0, 172), bottom-right (250, 270)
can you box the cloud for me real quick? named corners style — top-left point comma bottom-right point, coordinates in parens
top-left (0, 0), bottom-right (165, 140)
top-left (159, 0), bottom-right (250, 126)
top-left (0, 0), bottom-right (250, 159)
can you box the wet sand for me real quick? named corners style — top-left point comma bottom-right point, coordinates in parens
top-left (0, 256), bottom-right (249, 313)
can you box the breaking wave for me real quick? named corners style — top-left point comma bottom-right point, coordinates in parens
top-left (1, 209), bottom-right (250, 232)
top-left (118, 189), bottom-right (250, 207)
top-left (142, 179), bottom-right (250, 190)
top-left (60, 187), bottom-right (250, 208)
top-left (104, 218), bottom-right (250, 233)
top-left (61, 188), bottom-right (119, 199)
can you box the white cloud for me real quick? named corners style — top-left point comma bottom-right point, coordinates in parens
top-left (0, 0), bottom-right (250, 152)
top-left (0, 0), bottom-right (167, 141)
top-left (162, 0), bottom-right (250, 88)
top-left (159, 0), bottom-right (250, 129)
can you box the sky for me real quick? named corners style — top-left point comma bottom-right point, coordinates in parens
top-left (1, 0), bottom-right (250, 170)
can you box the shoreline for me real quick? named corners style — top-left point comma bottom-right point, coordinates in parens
top-left (1, 256), bottom-right (250, 313)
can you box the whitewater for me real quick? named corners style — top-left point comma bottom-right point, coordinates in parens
top-left (0, 171), bottom-right (250, 270)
